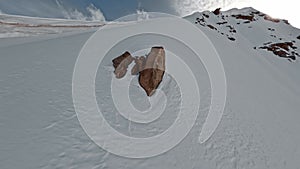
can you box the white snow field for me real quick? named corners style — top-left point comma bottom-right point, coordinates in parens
top-left (1, 7), bottom-right (300, 169)
top-left (0, 14), bottom-right (104, 38)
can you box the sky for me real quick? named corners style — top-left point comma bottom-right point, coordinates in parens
top-left (0, 0), bottom-right (299, 28)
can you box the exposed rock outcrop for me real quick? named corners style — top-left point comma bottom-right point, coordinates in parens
top-left (112, 51), bottom-right (134, 79)
top-left (139, 47), bottom-right (166, 96)
top-left (264, 15), bottom-right (280, 23)
top-left (232, 14), bottom-right (254, 21)
top-left (283, 20), bottom-right (290, 25)
top-left (193, 7), bottom-right (299, 61)
top-left (213, 8), bottom-right (221, 15)
top-left (258, 42), bottom-right (299, 60)
top-left (207, 24), bottom-right (217, 30)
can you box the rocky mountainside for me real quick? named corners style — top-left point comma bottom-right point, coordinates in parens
top-left (188, 7), bottom-right (300, 62)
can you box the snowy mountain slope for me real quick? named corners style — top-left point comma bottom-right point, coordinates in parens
top-left (184, 9), bottom-right (300, 169)
top-left (0, 14), bottom-right (104, 38)
top-left (0, 8), bottom-right (300, 169)
top-left (189, 7), bottom-right (300, 61)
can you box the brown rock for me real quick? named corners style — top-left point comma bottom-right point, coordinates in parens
top-left (258, 42), bottom-right (298, 60)
top-left (139, 47), bottom-right (166, 96)
top-left (270, 42), bottom-right (294, 51)
top-left (283, 20), bottom-right (290, 25)
top-left (131, 56), bottom-right (146, 75)
top-left (112, 51), bottom-right (134, 78)
top-left (216, 21), bottom-right (228, 25)
top-left (228, 37), bottom-right (236, 41)
top-left (207, 24), bottom-right (217, 30)
top-left (264, 15), bottom-right (280, 23)
top-left (251, 11), bottom-right (260, 15)
top-left (232, 14), bottom-right (254, 21)
top-left (203, 13), bottom-right (209, 18)
top-left (273, 50), bottom-right (288, 57)
top-left (213, 8), bottom-right (221, 15)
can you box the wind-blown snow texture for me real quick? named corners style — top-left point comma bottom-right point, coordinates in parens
top-left (0, 14), bottom-right (104, 38)
top-left (0, 0), bottom-right (106, 21)
top-left (0, 7), bottom-right (300, 169)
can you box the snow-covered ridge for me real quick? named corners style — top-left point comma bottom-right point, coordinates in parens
top-left (0, 14), bottom-right (105, 38)
top-left (185, 7), bottom-right (300, 61)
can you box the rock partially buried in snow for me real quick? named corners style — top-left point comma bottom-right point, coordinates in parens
top-left (112, 47), bottom-right (166, 97)
top-left (264, 15), bottom-right (280, 23)
top-left (213, 8), bottom-right (221, 15)
top-left (139, 47), bottom-right (166, 96)
top-left (257, 42), bottom-right (299, 60)
top-left (232, 14), bottom-right (254, 21)
top-left (112, 51), bottom-right (134, 79)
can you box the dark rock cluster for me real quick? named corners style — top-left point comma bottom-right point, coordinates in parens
top-left (194, 8), bottom-right (237, 42)
top-left (232, 14), bottom-right (255, 21)
top-left (258, 42), bottom-right (299, 61)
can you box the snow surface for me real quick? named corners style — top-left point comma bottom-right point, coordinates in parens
top-left (0, 8), bottom-right (300, 169)
top-left (0, 14), bottom-right (104, 38)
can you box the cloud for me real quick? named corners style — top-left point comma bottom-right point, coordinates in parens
top-left (136, 9), bottom-right (149, 21)
top-left (86, 4), bottom-right (106, 21)
top-left (172, 0), bottom-right (237, 16)
top-left (136, 0), bottom-right (238, 18)
top-left (55, 0), bottom-right (105, 21)
top-left (137, 0), bottom-right (176, 14)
